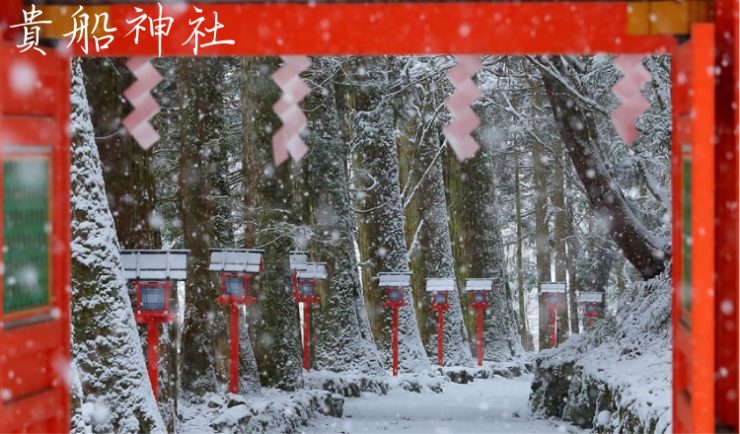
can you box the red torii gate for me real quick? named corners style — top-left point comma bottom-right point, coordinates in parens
top-left (0, 1), bottom-right (737, 432)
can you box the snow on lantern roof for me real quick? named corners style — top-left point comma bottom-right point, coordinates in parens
top-left (297, 262), bottom-right (327, 280)
top-left (208, 248), bottom-right (264, 273)
top-left (539, 282), bottom-right (567, 293)
top-left (377, 272), bottom-right (412, 288)
top-left (120, 249), bottom-right (190, 281)
top-left (425, 278), bottom-right (456, 292)
top-left (464, 278), bottom-right (493, 292)
top-left (289, 251), bottom-right (309, 271)
top-left (578, 291), bottom-right (604, 303)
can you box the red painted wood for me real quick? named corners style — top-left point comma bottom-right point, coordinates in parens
top-left (476, 307), bottom-right (484, 367)
top-left (713, 0), bottom-right (740, 430)
top-left (0, 389), bottom-right (65, 433)
top-left (689, 24), bottom-right (716, 433)
top-left (229, 303), bottom-right (239, 394)
top-left (672, 24), bottom-right (717, 434)
top-left (146, 322), bottom-right (159, 401)
top-left (0, 41), bottom-right (70, 434)
top-left (50, 2), bottom-right (675, 57)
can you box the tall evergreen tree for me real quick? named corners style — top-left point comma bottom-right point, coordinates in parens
top-left (445, 144), bottom-right (524, 362)
top-left (514, 143), bottom-right (535, 350)
top-left (79, 57), bottom-right (176, 430)
top-left (70, 60), bottom-right (164, 433)
top-left (296, 59), bottom-right (387, 375)
top-left (346, 57), bottom-right (430, 372)
top-left (177, 58), bottom-right (226, 396)
top-left (397, 58), bottom-right (471, 366)
top-left (241, 57), bottom-right (304, 390)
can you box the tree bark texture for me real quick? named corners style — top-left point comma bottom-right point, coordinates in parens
top-left (241, 57), bottom-right (304, 390)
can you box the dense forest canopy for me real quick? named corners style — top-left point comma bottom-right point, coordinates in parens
top-left (70, 54), bottom-right (671, 432)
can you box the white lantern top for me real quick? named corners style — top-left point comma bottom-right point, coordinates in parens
top-left (539, 282), bottom-right (567, 293)
top-left (464, 278), bottom-right (493, 292)
top-left (120, 249), bottom-right (190, 281)
top-left (578, 291), bottom-right (604, 303)
top-left (297, 262), bottom-right (328, 280)
top-left (208, 248), bottom-right (264, 273)
top-left (289, 251), bottom-right (309, 271)
top-left (425, 278), bottom-right (456, 292)
top-left (377, 272), bottom-right (412, 288)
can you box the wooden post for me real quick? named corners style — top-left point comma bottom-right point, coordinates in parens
top-left (303, 303), bottom-right (311, 370)
top-left (437, 309), bottom-right (445, 366)
top-left (146, 321), bottom-right (159, 401)
top-left (229, 303), bottom-right (239, 394)
top-left (476, 306), bottom-right (484, 367)
top-left (392, 307), bottom-right (400, 376)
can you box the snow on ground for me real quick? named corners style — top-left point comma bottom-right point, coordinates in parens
top-left (178, 388), bottom-right (343, 434)
top-left (303, 374), bottom-right (585, 434)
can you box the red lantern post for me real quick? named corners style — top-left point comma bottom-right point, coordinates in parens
top-left (466, 278), bottom-right (493, 367)
top-left (539, 282), bottom-right (567, 348)
top-left (120, 249), bottom-right (189, 401)
top-left (289, 252), bottom-right (327, 371)
top-left (378, 272), bottom-right (412, 376)
top-left (209, 248), bottom-right (264, 394)
top-left (134, 281), bottom-right (175, 400)
top-left (426, 278), bottom-right (455, 366)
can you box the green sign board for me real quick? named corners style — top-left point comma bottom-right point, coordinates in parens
top-left (2, 157), bottom-right (51, 314)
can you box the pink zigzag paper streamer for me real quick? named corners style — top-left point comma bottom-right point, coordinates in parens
top-left (611, 55), bottom-right (651, 147)
top-left (123, 57), bottom-right (163, 151)
top-left (443, 55), bottom-right (483, 161)
top-left (271, 56), bottom-right (312, 166)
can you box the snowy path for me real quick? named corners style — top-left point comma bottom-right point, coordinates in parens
top-left (303, 374), bottom-right (584, 434)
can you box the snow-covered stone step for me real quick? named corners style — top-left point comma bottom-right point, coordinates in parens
top-left (438, 360), bottom-right (533, 384)
top-left (304, 370), bottom-right (390, 397)
top-left (179, 389), bottom-right (344, 433)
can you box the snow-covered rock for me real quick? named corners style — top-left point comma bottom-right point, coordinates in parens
top-left (530, 271), bottom-right (671, 433)
top-left (304, 370), bottom-right (389, 397)
top-left (389, 371), bottom-right (447, 394)
top-left (439, 359), bottom-right (533, 384)
top-left (179, 389), bottom-right (344, 433)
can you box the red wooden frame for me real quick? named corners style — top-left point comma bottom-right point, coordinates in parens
top-left (291, 273), bottom-right (320, 304)
top-left (469, 290), bottom-right (490, 310)
top-left (56, 2), bottom-right (677, 56)
top-left (0, 0), bottom-right (737, 432)
top-left (217, 272), bottom-right (256, 306)
top-left (430, 292), bottom-right (449, 366)
top-left (383, 287), bottom-right (406, 309)
top-left (430, 291), bottom-right (450, 310)
top-left (134, 280), bottom-right (176, 323)
top-left (0, 42), bottom-right (70, 433)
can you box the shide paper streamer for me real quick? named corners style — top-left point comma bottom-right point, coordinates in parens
top-left (271, 55), bottom-right (311, 165)
top-left (611, 54), bottom-right (651, 147)
top-left (123, 57), bottom-right (163, 150)
top-left (443, 55), bottom-right (483, 161)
